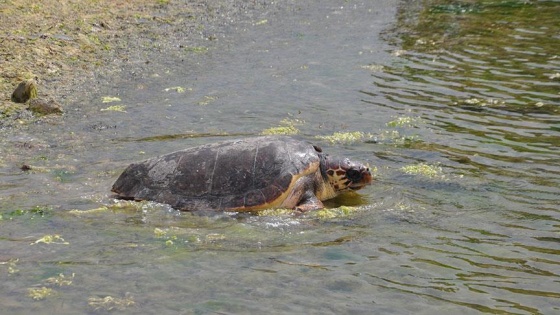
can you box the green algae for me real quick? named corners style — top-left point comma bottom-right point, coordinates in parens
top-left (401, 163), bottom-right (444, 179)
top-left (312, 206), bottom-right (359, 219)
top-left (198, 95), bottom-right (217, 106)
top-left (261, 118), bottom-right (303, 135)
top-left (254, 19), bottom-right (268, 26)
top-left (316, 131), bottom-right (373, 144)
top-left (164, 86), bottom-right (189, 93)
top-left (27, 287), bottom-right (55, 300)
top-left (257, 208), bottom-right (295, 216)
top-left (31, 234), bottom-right (70, 245)
top-left (100, 105), bottom-right (127, 112)
top-left (2, 205), bottom-right (53, 220)
top-left (261, 125), bottom-right (299, 135)
top-left (67, 200), bottom-right (149, 216)
top-left (44, 273), bottom-right (75, 287)
top-left (1, 258), bottom-right (20, 274)
top-left (88, 294), bottom-right (135, 311)
top-left (101, 96), bottom-right (122, 103)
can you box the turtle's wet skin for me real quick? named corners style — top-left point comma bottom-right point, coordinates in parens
top-left (112, 136), bottom-right (372, 212)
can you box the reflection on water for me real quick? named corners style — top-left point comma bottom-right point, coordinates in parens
top-left (1, 0), bottom-right (559, 314)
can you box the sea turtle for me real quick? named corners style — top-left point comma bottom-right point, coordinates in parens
top-left (111, 136), bottom-right (372, 212)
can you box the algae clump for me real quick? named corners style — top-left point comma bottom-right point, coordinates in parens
top-left (44, 273), bottom-right (75, 287)
top-left (28, 287), bottom-right (54, 300)
top-left (316, 131), bottom-right (373, 144)
top-left (101, 96), bottom-right (122, 103)
top-left (88, 295), bottom-right (135, 311)
top-left (261, 118), bottom-right (302, 135)
top-left (100, 105), bottom-right (127, 112)
top-left (313, 206), bottom-right (359, 219)
top-left (31, 234), bottom-right (69, 245)
top-left (401, 163), bottom-right (444, 179)
top-left (261, 125), bottom-right (299, 136)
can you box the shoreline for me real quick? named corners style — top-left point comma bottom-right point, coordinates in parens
top-left (0, 0), bottom-right (282, 125)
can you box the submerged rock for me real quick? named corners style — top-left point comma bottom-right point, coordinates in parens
top-left (11, 79), bottom-right (38, 103)
top-left (27, 98), bottom-right (63, 115)
top-left (9, 79), bottom-right (62, 116)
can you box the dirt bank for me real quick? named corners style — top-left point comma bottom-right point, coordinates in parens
top-left (0, 0), bottom-right (279, 125)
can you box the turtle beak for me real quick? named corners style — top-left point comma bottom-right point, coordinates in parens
top-left (348, 166), bottom-right (373, 190)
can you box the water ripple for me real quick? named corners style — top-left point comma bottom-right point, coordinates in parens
top-left (362, 1), bottom-right (560, 313)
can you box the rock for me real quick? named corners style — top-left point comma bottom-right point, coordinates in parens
top-left (27, 98), bottom-right (63, 115)
top-left (11, 79), bottom-right (38, 103)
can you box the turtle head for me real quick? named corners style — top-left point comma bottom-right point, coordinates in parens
top-left (322, 156), bottom-right (373, 193)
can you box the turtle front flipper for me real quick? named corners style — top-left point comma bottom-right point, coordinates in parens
top-left (295, 193), bottom-right (324, 212)
top-left (280, 174), bottom-right (325, 212)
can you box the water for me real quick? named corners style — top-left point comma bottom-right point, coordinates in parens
top-left (1, 0), bottom-right (559, 314)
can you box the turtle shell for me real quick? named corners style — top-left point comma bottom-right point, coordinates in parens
top-left (111, 136), bottom-right (322, 211)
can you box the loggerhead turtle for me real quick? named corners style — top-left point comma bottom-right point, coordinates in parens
top-left (111, 136), bottom-right (372, 212)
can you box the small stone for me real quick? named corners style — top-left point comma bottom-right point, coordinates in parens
top-left (11, 79), bottom-right (38, 103)
top-left (28, 98), bottom-right (63, 115)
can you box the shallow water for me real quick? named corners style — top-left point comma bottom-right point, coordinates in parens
top-left (1, 0), bottom-right (559, 314)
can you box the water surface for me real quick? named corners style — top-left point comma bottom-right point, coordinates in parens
top-left (1, 0), bottom-right (559, 314)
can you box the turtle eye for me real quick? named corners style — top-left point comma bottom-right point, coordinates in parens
top-left (346, 169), bottom-right (361, 181)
